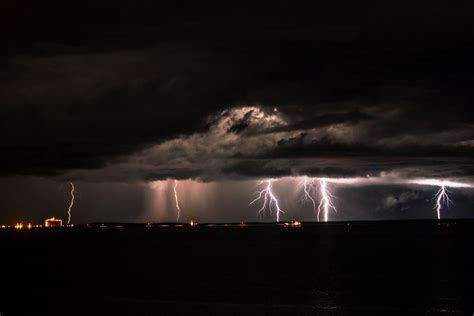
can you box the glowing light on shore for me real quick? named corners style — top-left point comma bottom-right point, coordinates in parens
top-left (45, 217), bottom-right (63, 227)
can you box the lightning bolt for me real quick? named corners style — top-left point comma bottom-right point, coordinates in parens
top-left (302, 176), bottom-right (317, 217)
top-left (67, 182), bottom-right (75, 226)
top-left (173, 180), bottom-right (181, 222)
top-left (318, 178), bottom-right (337, 222)
top-left (249, 179), bottom-right (285, 222)
top-left (434, 185), bottom-right (453, 220)
top-left (301, 177), bottom-right (337, 222)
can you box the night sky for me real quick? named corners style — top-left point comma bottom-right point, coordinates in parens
top-left (1, 1), bottom-right (474, 223)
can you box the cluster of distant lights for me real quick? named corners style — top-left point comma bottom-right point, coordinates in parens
top-left (2, 220), bottom-right (304, 230)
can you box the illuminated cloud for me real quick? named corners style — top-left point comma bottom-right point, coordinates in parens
top-left (382, 192), bottom-right (419, 209)
top-left (60, 105), bottom-right (474, 184)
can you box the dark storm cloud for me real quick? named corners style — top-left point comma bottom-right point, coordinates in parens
top-left (221, 160), bottom-right (293, 179)
top-left (1, 0), bottom-right (474, 180)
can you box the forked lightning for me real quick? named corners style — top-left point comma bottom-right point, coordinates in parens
top-left (434, 185), bottom-right (452, 220)
top-left (302, 177), bottom-right (337, 222)
top-left (249, 179), bottom-right (284, 222)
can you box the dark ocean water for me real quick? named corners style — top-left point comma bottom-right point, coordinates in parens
top-left (1, 221), bottom-right (473, 315)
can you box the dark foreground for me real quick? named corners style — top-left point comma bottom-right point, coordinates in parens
top-left (1, 221), bottom-right (474, 315)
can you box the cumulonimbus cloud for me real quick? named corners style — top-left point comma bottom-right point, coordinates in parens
top-left (60, 105), bottom-right (474, 183)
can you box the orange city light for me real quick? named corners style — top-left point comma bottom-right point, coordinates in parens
top-left (45, 217), bottom-right (63, 227)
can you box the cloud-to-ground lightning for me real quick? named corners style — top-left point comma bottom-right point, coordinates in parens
top-left (67, 182), bottom-right (75, 226)
top-left (300, 176), bottom-right (473, 220)
top-left (434, 185), bottom-right (453, 220)
top-left (300, 177), bottom-right (337, 222)
top-left (249, 179), bottom-right (284, 222)
top-left (302, 176), bottom-right (318, 218)
top-left (407, 179), bottom-right (471, 219)
top-left (173, 180), bottom-right (181, 222)
top-left (404, 179), bottom-right (474, 219)
top-left (318, 178), bottom-right (337, 222)
top-left (308, 177), bottom-right (470, 220)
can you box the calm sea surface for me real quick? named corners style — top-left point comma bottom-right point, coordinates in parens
top-left (1, 221), bottom-right (473, 315)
